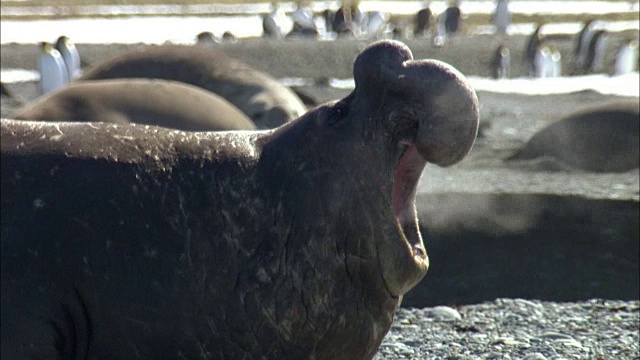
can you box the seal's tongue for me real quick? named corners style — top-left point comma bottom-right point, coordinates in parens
top-left (391, 145), bottom-right (427, 259)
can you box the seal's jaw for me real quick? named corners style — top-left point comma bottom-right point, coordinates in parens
top-left (392, 145), bottom-right (428, 261)
top-left (376, 144), bottom-right (430, 297)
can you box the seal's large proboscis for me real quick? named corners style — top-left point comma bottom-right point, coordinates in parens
top-left (77, 44), bottom-right (307, 130)
top-left (1, 40), bottom-right (479, 359)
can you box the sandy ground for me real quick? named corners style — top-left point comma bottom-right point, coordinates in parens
top-left (1, 36), bottom-right (639, 306)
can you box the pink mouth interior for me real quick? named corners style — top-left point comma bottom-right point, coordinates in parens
top-left (391, 145), bottom-right (428, 259)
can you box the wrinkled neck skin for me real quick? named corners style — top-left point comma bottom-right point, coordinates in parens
top-left (186, 90), bottom-right (427, 357)
top-left (249, 91), bottom-right (430, 356)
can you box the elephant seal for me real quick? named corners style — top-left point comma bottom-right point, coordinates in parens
top-left (1, 40), bottom-right (479, 359)
top-left (11, 79), bottom-right (256, 131)
top-left (78, 45), bottom-right (307, 129)
top-left (508, 100), bottom-right (639, 172)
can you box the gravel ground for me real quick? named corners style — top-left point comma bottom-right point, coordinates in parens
top-left (375, 299), bottom-right (639, 359)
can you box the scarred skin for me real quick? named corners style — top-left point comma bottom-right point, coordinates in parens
top-left (12, 79), bottom-right (257, 131)
top-left (78, 45), bottom-right (307, 130)
top-left (1, 40), bottom-right (479, 359)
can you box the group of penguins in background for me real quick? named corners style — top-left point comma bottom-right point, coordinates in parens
top-left (259, 0), bottom-right (639, 80)
top-left (512, 20), bottom-right (640, 80)
top-left (261, 0), bottom-right (466, 43)
top-left (31, 0), bottom-right (640, 98)
top-left (36, 36), bottom-right (82, 95)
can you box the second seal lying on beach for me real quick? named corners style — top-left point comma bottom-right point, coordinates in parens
top-left (11, 79), bottom-right (256, 131)
top-left (1, 40), bottom-right (479, 360)
top-left (508, 100), bottom-right (639, 172)
top-left (12, 79), bottom-right (256, 131)
top-left (77, 44), bottom-right (307, 130)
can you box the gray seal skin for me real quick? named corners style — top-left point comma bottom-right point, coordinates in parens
top-left (11, 79), bottom-right (256, 132)
top-left (77, 44), bottom-right (307, 130)
top-left (1, 40), bottom-right (479, 359)
top-left (508, 100), bottom-right (639, 172)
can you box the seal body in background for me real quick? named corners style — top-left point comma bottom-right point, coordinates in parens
top-left (508, 100), bottom-right (639, 172)
top-left (1, 40), bottom-right (479, 359)
top-left (11, 79), bottom-right (256, 131)
top-left (78, 45), bottom-right (307, 129)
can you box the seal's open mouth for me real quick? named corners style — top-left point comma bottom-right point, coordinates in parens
top-left (392, 144), bottom-right (428, 260)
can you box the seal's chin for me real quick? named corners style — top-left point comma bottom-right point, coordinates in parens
top-left (392, 144), bottom-right (428, 260)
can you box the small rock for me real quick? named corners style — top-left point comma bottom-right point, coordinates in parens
top-left (426, 305), bottom-right (462, 321)
top-left (522, 353), bottom-right (547, 360)
top-left (537, 332), bottom-right (575, 340)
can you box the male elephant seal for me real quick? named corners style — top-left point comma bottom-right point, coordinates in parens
top-left (78, 45), bottom-right (307, 129)
top-left (11, 79), bottom-right (256, 131)
top-left (508, 100), bottom-right (639, 172)
top-left (1, 40), bottom-right (479, 359)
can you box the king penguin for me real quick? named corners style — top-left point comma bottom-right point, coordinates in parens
top-left (196, 32), bottom-right (218, 46)
top-left (575, 20), bottom-right (596, 71)
top-left (586, 30), bottom-right (608, 73)
top-left (492, 0), bottom-right (511, 34)
top-left (613, 38), bottom-right (638, 75)
top-left (263, 4), bottom-right (288, 38)
top-left (549, 44), bottom-right (562, 77)
top-left (534, 44), bottom-right (553, 78)
top-left (38, 41), bottom-right (68, 95)
top-left (491, 44), bottom-right (511, 79)
top-left (443, 0), bottom-right (462, 35)
top-left (55, 36), bottom-right (81, 81)
top-left (525, 24), bottom-right (544, 77)
top-left (414, 1), bottom-right (433, 37)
